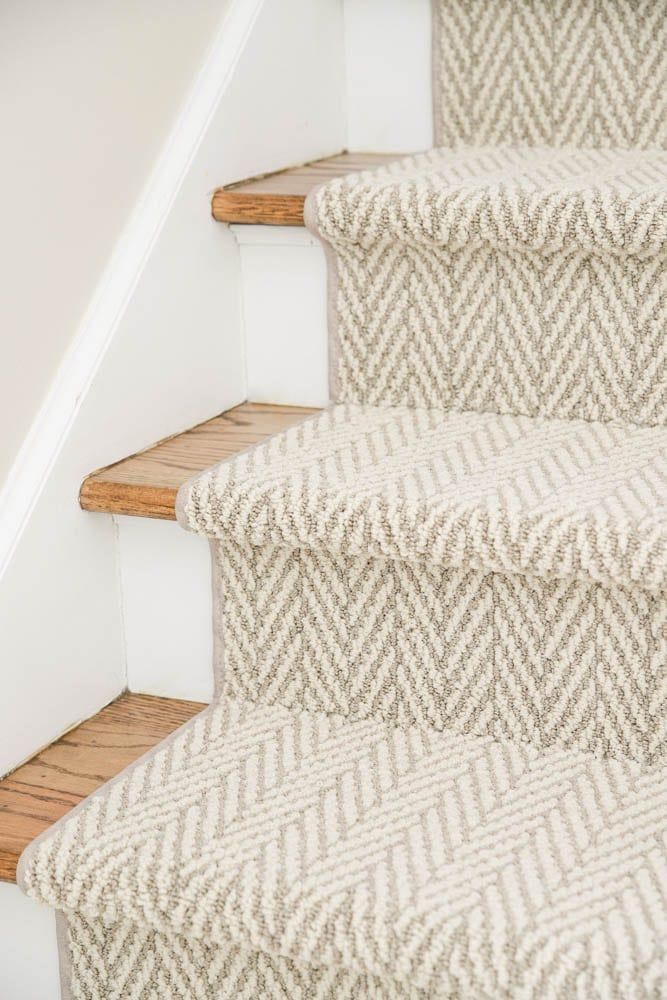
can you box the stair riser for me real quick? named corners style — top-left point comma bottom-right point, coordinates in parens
top-left (232, 226), bottom-right (329, 407)
top-left (232, 228), bottom-right (667, 429)
top-left (218, 539), bottom-right (667, 765)
top-left (116, 516), bottom-right (214, 703)
top-left (323, 237), bottom-right (667, 427)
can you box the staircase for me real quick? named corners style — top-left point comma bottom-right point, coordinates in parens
top-left (10, 2), bottom-right (667, 996)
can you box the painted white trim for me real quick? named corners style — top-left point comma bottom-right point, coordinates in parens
top-left (235, 226), bottom-right (330, 408)
top-left (0, 0), bottom-right (263, 581)
top-left (112, 514), bottom-right (130, 691)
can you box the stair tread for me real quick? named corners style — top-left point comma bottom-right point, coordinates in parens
top-left (0, 693), bottom-right (204, 883)
top-left (311, 147), bottom-right (667, 256)
top-left (79, 402), bottom-right (318, 520)
top-left (211, 152), bottom-right (406, 225)
top-left (20, 695), bottom-right (667, 994)
top-left (180, 404), bottom-right (667, 595)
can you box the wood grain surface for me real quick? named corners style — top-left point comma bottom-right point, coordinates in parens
top-left (79, 402), bottom-right (318, 519)
top-left (0, 693), bottom-right (205, 882)
top-left (212, 152), bottom-right (404, 225)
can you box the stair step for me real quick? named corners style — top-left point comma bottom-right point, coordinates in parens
top-left (182, 405), bottom-right (666, 601)
top-left (212, 152), bottom-right (404, 226)
top-left (0, 693), bottom-right (203, 883)
top-left (20, 695), bottom-right (667, 995)
top-left (312, 146), bottom-right (667, 427)
top-left (179, 404), bottom-right (667, 765)
top-left (79, 402), bottom-right (318, 520)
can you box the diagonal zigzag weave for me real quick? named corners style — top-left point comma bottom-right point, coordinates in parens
top-left (184, 406), bottom-right (667, 596)
top-left (182, 405), bottom-right (667, 766)
top-left (432, 0), bottom-right (667, 149)
top-left (306, 146), bottom-right (667, 425)
top-left (20, 698), bottom-right (667, 998)
top-left (18, 2), bottom-right (667, 997)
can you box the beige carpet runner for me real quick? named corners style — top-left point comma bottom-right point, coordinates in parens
top-left (181, 405), bottom-right (667, 765)
top-left (20, 698), bottom-right (667, 998)
top-left (19, 2), bottom-right (667, 997)
top-left (306, 146), bottom-right (667, 424)
top-left (431, 1), bottom-right (667, 149)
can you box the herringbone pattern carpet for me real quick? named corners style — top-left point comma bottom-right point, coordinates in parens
top-left (214, 539), bottom-right (666, 764)
top-left (22, 698), bottom-right (667, 999)
top-left (307, 147), bottom-right (667, 424)
top-left (179, 404), bottom-right (667, 765)
top-left (64, 914), bottom-right (421, 999)
top-left (433, 1), bottom-right (667, 149)
top-left (182, 405), bottom-right (667, 596)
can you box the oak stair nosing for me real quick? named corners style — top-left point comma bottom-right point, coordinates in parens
top-left (211, 152), bottom-right (406, 227)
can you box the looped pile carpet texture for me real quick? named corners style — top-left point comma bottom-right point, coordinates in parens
top-left (432, 1), bottom-right (667, 149)
top-left (20, 697), bottom-right (667, 999)
top-left (183, 404), bottom-right (667, 595)
top-left (306, 146), bottom-right (667, 424)
top-left (18, 2), bottom-right (667, 997)
top-left (179, 405), bottom-right (667, 767)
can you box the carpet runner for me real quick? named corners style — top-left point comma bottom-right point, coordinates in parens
top-left (306, 146), bottom-right (667, 423)
top-left (20, 698), bottom-right (667, 998)
top-left (180, 405), bottom-right (666, 765)
top-left (432, 1), bottom-right (667, 148)
top-left (19, 2), bottom-right (667, 997)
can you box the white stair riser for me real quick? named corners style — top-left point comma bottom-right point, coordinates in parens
top-left (117, 517), bottom-right (214, 703)
top-left (234, 226), bottom-right (330, 408)
top-left (344, 0), bottom-right (433, 152)
top-left (0, 884), bottom-right (60, 999)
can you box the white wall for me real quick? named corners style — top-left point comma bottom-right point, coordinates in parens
top-left (0, 0), bottom-right (232, 483)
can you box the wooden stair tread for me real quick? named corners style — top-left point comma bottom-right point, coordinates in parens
top-left (80, 402), bottom-right (318, 519)
top-left (212, 152), bottom-right (405, 226)
top-left (0, 693), bottom-right (204, 883)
